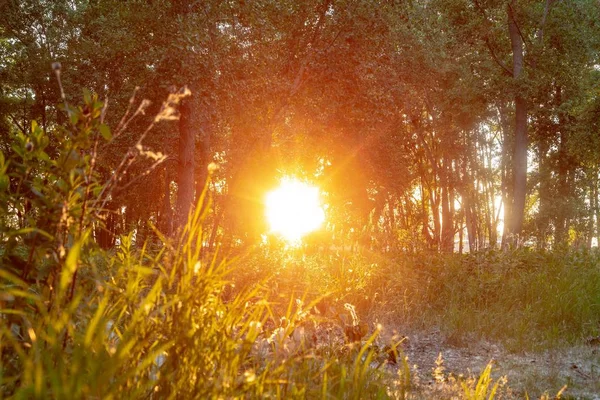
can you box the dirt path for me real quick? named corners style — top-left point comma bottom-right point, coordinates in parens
top-left (396, 328), bottom-right (600, 399)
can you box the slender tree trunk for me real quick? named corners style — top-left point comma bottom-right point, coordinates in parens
top-left (465, 195), bottom-right (477, 252)
top-left (440, 157), bottom-right (454, 252)
top-left (498, 104), bottom-right (513, 248)
top-left (537, 139), bottom-right (551, 249)
top-left (458, 214), bottom-right (464, 254)
top-left (420, 177), bottom-right (435, 248)
top-left (588, 175), bottom-right (595, 248)
top-left (430, 186), bottom-right (441, 248)
top-left (508, 1), bottom-right (528, 245)
top-left (594, 168), bottom-right (600, 247)
top-left (160, 163), bottom-right (173, 236)
top-left (461, 151), bottom-right (479, 251)
top-left (387, 194), bottom-right (397, 251)
top-left (483, 136), bottom-right (498, 247)
top-left (175, 94), bottom-right (198, 231)
top-left (554, 85), bottom-right (570, 246)
top-left (194, 104), bottom-right (213, 205)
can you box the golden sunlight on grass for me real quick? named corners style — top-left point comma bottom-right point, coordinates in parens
top-left (265, 178), bottom-right (325, 243)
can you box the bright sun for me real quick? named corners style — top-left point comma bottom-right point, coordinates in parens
top-left (265, 178), bottom-right (325, 243)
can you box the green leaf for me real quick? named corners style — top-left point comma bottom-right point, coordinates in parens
top-left (11, 143), bottom-right (24, 158)
top-left (59, 236), bottom-right (84, 293)
top-left (0, 269), bottom-right (29, 288)
top-left (84, 296), bottom-right (109, 347)
top-left (9, 228), bottom-right (54, 241)
top-left (38, 151), bottom-right (50, 161)
top-left (99, 124), bottom-right (112, 141)
top-left (30, 185), bottom-right (44, 198)
top-left (83, 88), bottom-right (92, 105)
top-left (0, 174), bottom-right (8, 191)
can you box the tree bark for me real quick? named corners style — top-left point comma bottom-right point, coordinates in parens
top-left (507, 1), bottom-right (528, 245)
top-left (536, 139), bottom-right (551, 249)
top-left (554, 85), bottom-right (569, 246)
top-left (594, 168), bottom-right (600, 247)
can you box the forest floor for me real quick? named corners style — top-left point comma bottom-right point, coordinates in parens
top-left (394, 327), bottom-right (600, 399)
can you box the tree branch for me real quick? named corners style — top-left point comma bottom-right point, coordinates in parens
top-left (7, 113), bottom-right (27, 134)
top-left (472, 0), bottom-right (512, 76)
top-left (507, 3), bottom-right (530, 49)
top-left (485, 38), bottom-right (513, 76)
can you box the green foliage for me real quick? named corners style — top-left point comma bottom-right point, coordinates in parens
top-left (1, 89), bottom-right (108, 285)
top-left (3, 0), bottom-right (600, 396)
top-left (2, 0), bottom-right (600, 249)
top-left (370, 249), bottom-right (600, 351)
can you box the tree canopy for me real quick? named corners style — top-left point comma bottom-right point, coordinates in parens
top-left (2, 0), bottom-right (600, 252)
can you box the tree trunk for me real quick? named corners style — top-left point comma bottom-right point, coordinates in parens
top-left (588, 174), bottom-right (596, 248)
top-left (194, 103), bottom-right (213, 205)
top-left (536, 139), bottom-right (551, 249)
top-left (554, 85), bottom-right (570, 246)
top-left (594, 168), bottom-right (600, 247)
top-left (507, 1), bottom-right (528, 245)
top-left (160, 162), bottom-right (173, 236)
top-left (440, 161), bottom-right (454, 253)
top-left (498, 103), bottom-right (513, 248)
top-left (175, 95), bottom-right (198, 231)
top-left (430, 186), bottom-right (441, 248)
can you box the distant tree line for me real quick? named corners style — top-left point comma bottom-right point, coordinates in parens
top-left (1, 0), bottom-right (599, 252)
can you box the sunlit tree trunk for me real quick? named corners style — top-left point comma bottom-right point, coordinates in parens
top-left (387, 194), bottom-right (397, 252)
top-left (498, 103), bottom-right (514, 248)
top-left (536, 131), bottom-right (552, 249)
top-left (507, 0), bottom-right (528, 245)
top-left (194, 108), bottom-right (213, 205)
top-left (482, 133), bottom-right (499, 248)
top-left (440, 156), bottom-right (454, 253)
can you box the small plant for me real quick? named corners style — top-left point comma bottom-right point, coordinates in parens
top-left (461, 361), bottom-right (506, 400)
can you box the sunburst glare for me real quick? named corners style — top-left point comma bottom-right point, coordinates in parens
top-left (265, 178), bottom-right (325, 243)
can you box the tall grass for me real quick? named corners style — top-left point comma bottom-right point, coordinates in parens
top-left (368, 249), bottom-right (600, 351)
top-left (232, 245), bottom-right (600, 352)
top-left (1, 195), bottom-right (404, 398)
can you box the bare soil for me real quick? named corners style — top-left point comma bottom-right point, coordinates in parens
top-left (396, 328), bottom-right (600, 399)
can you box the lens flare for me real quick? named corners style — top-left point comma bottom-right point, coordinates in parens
top-left (265, 178), bottom-right (325, 243)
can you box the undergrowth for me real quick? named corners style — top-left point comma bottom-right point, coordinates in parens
top-left (1, 83), bottom-right (591, 398)
top-left (366, 249), bottom-right (600, 352)
top-left (234, 246), bottom-right (600, 352)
